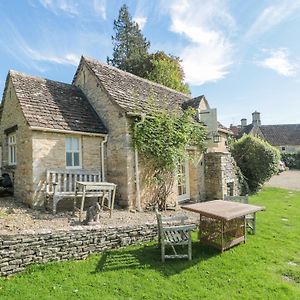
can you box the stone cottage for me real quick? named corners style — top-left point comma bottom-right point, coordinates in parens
top-left (0, 56), bottom-right (239, 211)
top-left (231, 111), bottom-right (300, 153)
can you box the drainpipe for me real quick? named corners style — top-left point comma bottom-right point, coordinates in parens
top-left (134, 114), bottom-right (146, 212)
top-left (101, 135), bottom-right (108, 182)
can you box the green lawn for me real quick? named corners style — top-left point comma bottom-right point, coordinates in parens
top-left (1, 187), bottom-right (300, 299)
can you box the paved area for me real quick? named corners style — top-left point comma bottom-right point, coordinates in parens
top-left (265, 170), bottom-right (300, 191)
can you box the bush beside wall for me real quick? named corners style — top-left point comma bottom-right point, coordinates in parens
top-left (281, 152), bottom-right (300, 169)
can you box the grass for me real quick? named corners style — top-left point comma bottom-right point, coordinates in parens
top-left (1, 187), bottom-right (300, 299)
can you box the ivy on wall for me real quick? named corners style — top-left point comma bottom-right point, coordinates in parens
top-left (132, 107), bottom-right (207, 209)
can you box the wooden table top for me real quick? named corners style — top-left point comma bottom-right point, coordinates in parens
top-left (181, 200), bottom-right (265, 221)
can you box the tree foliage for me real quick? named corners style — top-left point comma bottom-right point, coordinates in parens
top-left (107, 4), bottom-right (150, 77)
top-left (132, 107), bottom-right (207, 209)
top-left (281, 152), bottom-right (300, 169)
top-left (145, 51), bottom-right (190, 95)
top-left (108, 6), bottom-right (190, 95)
top-left (230, 135), bottom-right (280, 193)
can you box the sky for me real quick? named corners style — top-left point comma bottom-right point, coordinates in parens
top-left (0, 0), bottom-right (300, 127)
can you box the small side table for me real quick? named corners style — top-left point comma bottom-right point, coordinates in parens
top-left (75, 181), bottom-right (117, 222)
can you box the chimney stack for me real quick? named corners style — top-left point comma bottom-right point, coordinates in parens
top-left (252, 111), bottom-right (261, 126)
top-left (241, 118), bottom-right (247, 127)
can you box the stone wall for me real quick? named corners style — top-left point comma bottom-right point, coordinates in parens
top-left (0, 224), bottom-right (157, 277)
top-left (204, 152), bottom-right (240, 200)
top-left (31, 131), bottom-right (104, 207)
top-left (0, 78), bottom-right (33, 204)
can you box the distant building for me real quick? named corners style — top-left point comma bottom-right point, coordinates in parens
top-left (230, 112), bottom-right (300, 153)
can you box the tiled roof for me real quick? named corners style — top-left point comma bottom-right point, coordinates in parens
top-left (76, 56), bottom-right (191, 113)
top-left (238, 124), bottom-right (254, 137)
top-left (8, 71), bottom-right (107, 134)
top-left (260, 124), bottom-right (300, 146)
top-left (181, 95), bottom-right (205, 110)
top-left (217, 121), bottom-right (232, 133)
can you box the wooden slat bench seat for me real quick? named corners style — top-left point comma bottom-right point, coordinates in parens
top-left (46, 168), bottom-right (101, 214)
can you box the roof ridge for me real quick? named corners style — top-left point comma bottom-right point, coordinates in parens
top-left (260, 124), bottom-right (300, 127)
top-left (82, 56), bottom-right (192, 99)
top-left (9, 70), bottom-right (76, 89)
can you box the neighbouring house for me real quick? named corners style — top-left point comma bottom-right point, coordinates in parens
top-left (231, 111), bottom-right (300, 153)
top-left (0, 56), bottom-right (240, 211)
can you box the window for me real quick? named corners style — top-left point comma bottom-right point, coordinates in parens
top-left (65, 137), bottom-right (81, 168)
top-left (281, 146), bottom-right (286, 151)
top-left (8, 133), bottom-right (16, 165)
top-left (227, 182), bottom-right (234, 196)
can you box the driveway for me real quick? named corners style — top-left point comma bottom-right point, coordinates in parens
top-left (265, 170), bottom-right (300, 191)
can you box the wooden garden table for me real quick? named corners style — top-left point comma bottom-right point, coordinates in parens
top-left (181, 200), bottom-right (264, 252)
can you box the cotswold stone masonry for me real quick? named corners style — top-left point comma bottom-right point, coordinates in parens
top-left (0, 224), bottom-right (158, 276)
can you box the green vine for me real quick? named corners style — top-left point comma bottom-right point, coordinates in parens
top-left (132, 107), bottom-right (207, 209)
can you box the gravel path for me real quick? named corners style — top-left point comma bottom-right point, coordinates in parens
top-left (265, 170), bottom-right (300, 191)
top-left (0, 196), bottom-right (198, 235)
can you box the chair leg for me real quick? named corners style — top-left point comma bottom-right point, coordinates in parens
top-left (161, 243), bottom-right (165, 263)
top-left (188, 234), bottom-right (192, 261)
top-left (253, 213), bottom-right (256, 235)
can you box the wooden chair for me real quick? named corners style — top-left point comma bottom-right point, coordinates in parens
top-left (156, 212), bottom-right (196, 262)
top-left (223, 195), bottom-right (256, 234)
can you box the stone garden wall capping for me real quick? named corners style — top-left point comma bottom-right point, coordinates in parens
top-left (0, 223), bottom-right (159, 276)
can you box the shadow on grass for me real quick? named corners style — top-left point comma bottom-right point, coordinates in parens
top-left (93, 241), bottom-right (219, 277)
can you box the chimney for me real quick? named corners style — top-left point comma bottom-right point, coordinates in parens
top-left (252, 111), bottom-right (261, 126)
top-left (241, 118), bottom-right (247, 127)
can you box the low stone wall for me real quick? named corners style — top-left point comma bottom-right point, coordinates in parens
top-left (0, 224), bottom-right (157, 276)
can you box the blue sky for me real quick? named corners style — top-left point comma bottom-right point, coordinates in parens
top-left (0, 0), bottom-right (300, 127)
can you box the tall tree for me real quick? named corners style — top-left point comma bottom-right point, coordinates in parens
top-left (107, 4), bottom-right (150, 77)
top-left (145, 51), bottom-right (191, 95)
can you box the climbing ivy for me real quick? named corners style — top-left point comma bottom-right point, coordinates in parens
top-left (132, 107), bottom-right (207, 209)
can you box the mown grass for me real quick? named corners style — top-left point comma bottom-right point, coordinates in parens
top-left (1, 187), bottom-right (300, 299)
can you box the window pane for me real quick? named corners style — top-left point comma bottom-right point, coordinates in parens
top-left (72, 138), bottom-right (79, 151)
top-left (13, 146), bottom-right (16, 164)
top-left (73, 152), bottom-right (80, 166)
top-left (65, 138), bottom-right (72, 151)
top-left (66, 152), bottom-right (73, 166)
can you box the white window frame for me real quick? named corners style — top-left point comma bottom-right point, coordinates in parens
top-left (8, 133), bottom-right (16, 165)
top-left (65, 136), bottom-right (82, 169)
top-left (177, 158), bottom-right (190, 203)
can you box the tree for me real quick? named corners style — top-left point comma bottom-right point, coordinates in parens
top-left (230, 135), bottom-right (280, 193)
top-left (107, 4), bottom-right (150, 77)
top-left (145, 51), bottom-right (191, 95)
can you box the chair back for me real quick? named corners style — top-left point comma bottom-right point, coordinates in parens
top-left (224, 195), bottom-right (249, 204)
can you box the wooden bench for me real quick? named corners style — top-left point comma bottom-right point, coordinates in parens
top-left (46, 169), bottom-right (102, 214)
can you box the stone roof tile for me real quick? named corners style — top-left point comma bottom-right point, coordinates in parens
top-left (260, 124), bottom-right (300, 146)
top-left (76, 56), bottom-right (191, 113)
top-left (8, 70), bottom-right (107, 134)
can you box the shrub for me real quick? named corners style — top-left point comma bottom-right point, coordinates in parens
top-left (281, 152), bottom-right (300, 169)
top-left (230, 135), bottom-right (280, 193)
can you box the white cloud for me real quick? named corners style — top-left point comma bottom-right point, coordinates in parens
top-left (1, 19), bottom-right (80, 71)
top-left (93, 0), bottom-right (106, 20)
top-left (246, 0), bottom-right (300, 39)
top-left (258, 48), bottom-right (298, 76)
top-left (134, 16), bottom-right (147, 30)
top-left (39, 0), bottom-right (107, 19)
top-left (39, 0), bottom-right (79, 16)
top-left (25, 47), bottom-right (80, 66)
top-left (163, 0), bottom-right (235, 85)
